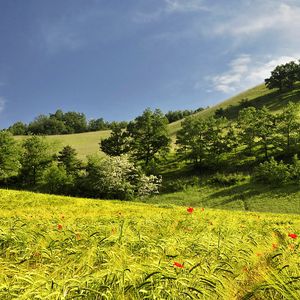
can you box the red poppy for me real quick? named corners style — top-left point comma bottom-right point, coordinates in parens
top-left (57, 224), bottom-right (63, 230)
top-left (201, 208), bottom-right (204, 212)
top-left (173, 262), bottom-right (184, 268)
top-left (272, 243), bottom-right (278, 249)
top-left (288, 233), bottom-right (298, 239)
top-left (187, 207), bottom-right (194, 213)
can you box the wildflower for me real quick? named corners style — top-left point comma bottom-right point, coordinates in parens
top-left (201, 208), bottom-right (204, 212)
top-left (173, 262), bottom-right (184, 268)
top-left (187, 207), bottom-right (194, 214)
top-left (57, 224), bottom-right (63, 230)
top-left (272, 243), bottom-right (278, 249)
top-left (288, 233), bottom-right (298, 239)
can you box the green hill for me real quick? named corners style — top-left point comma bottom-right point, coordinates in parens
top-left (15, 83), bottom-right (300, 159)
top-left (1, 188), bottom-right (300, 299)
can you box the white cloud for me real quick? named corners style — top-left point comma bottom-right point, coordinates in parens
top-left (0, 97), bottom-right (6, 113)
top-left (165, 0), bottom-right (207, 13)
top-left (209, 54), bottom-right (299, 94)
top-left (213, 3), bottom-right (300, 37)
top-left (133, 0), bottom-right (207, 23)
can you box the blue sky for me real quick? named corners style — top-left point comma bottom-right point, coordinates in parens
top-left (0, 0), bottom-right (299, 128)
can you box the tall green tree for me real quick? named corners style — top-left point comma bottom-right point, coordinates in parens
top-left (237, 107), bottom-right (258, 156)
top-left (0, 131), bottom-right (21, 181)
top-left (57, 145), bottom-right (81, 174)
top-left (100, 124), bottom-right (129, 156)
top-left (127, 108), bottom-right (171, 166)
top-left (20, 136), bottom-right (54, 186)
top-left (277, 102), bottom-right (300, 153)
top-left (176, 116), bottom-right (208, 164)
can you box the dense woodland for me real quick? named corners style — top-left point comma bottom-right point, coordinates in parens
top-left (1, 60), bottom-right (300, 199)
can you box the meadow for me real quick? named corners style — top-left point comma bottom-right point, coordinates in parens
top-left (1, 189), bottom-right (300, 299)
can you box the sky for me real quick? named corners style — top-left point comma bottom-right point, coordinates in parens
top-left (0, 0), bottom-right (300, 128)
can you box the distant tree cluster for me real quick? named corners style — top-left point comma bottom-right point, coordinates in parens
top-left (7, 107), bottom-right (205, 136)
top-left (265, 60), bottom-right (300, 91)
top-left (165, 108), bottom-right (203, 123)
top-left (8, 109), bottom-right (128, 135)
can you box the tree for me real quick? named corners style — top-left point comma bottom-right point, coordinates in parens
top-left (255, 107), bottom-right (276, 160)
top-left (237, 107), bottom-right (258, 156)
top-left (265, 61), bottom-right (299, 91)
top-left (88, 118), bottom-right (108, 131)
top-left (8, 121), bottom-right (27, 135)
top-left (20, 136), bottom-right (54, 186)
top-left (57, 145), bottom-right (81, 174)
top-left (127, 109), bottom-right (171, 166)
top-left (63, 112), bottom-right (87, 133)
top-left (0, 131), bottom-right (21, 181)
top-left (82, 154), bottom-right (161, 200)
top-left (277, 102), bottom-right (300, 154)
top-left (100, 124), bottom-right (129, 156)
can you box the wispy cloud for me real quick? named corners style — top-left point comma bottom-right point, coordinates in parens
top-left (208, 54), bottom-right (299, 94)
top-left (133, 0), bottom-right (207, 23)
top-left (213, 3), bottom-right (300, 37)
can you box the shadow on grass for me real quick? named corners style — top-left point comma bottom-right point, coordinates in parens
top-left (209, 182), bottom-right (300, 210)
top-left (219, 85), bottom-right (300, 120)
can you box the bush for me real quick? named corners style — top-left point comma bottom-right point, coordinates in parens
top-left (41, 163), bottom-right (74, 194)
top-left (208, 173), bottom-right (246, 187)
top-left (252, 158), bottom-right (291, 186)
top-left (82, 155), bottom-right (161, 200)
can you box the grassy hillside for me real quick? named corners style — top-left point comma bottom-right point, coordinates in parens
top-left (15, 130), bottom-right (111, 160)
top-left (1, 188), bottom-right (300, 299)
top-left (14, 83), bottom-right (300, 158)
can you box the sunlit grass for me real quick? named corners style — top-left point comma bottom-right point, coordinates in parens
top-left (1, 189), bottom-right (300, 299)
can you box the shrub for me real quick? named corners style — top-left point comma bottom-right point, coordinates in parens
top-left (83, 155), bottom-right (161, 200)
top-left (208, 173), bottom-right (246, 187)
top-left (252, 157), bottom-right (291, 186)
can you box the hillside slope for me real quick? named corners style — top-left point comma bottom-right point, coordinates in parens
top-left (1, 188), bottom-right (300, 299)
top-left (15, 83), bottom-right (300, 158)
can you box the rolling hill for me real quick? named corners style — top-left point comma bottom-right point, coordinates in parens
top-left (15, 83), bottom-right (300, 159)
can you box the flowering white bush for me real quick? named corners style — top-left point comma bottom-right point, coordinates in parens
top-left (85, 154), bottom-right (161, 199)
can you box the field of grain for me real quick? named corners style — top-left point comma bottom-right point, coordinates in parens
top-left (1, 189), bottom-right (300, 299)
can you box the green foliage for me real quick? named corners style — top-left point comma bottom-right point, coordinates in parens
top-left (265, 60), bottom-right (300, 91)
top-left (127, 108), bottom-right (171, 166)
top-left (41, 163), bottom-right (74, 194)
top-left (20, 136), bottom-right (55, 186)
top-left (57, 145), bottom-right (81, 174)
top-left (7, 121), bottom-right (27, 135)
top-left (100, 124), bottom-right (129, 156)
top-left (165, 109), bottom-right (198, 123)
top-left (208, 173), bottom-right (247, 187)
top-left (0, 131), bottom-right (21, 180)
top-left (82, 155), bottom-right (161, 200)
top-left (252, 158), bottom-right (291, 186)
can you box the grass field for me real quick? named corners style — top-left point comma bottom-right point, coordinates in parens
top-left (1, 188), bottom-right (300, 299)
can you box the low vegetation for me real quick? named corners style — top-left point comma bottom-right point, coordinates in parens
top-left (1, 189), bottom-right (300, 299)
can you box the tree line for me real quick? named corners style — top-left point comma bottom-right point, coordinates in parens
top-left (7, 108), bottom-right (203, 136)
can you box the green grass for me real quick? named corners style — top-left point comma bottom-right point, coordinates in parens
top-left (146, 181), bottom-right (300, 215)
top-left (15, 130), bottom-right (111, 160)
top-left (1, 188), bottom-right (300, 299)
